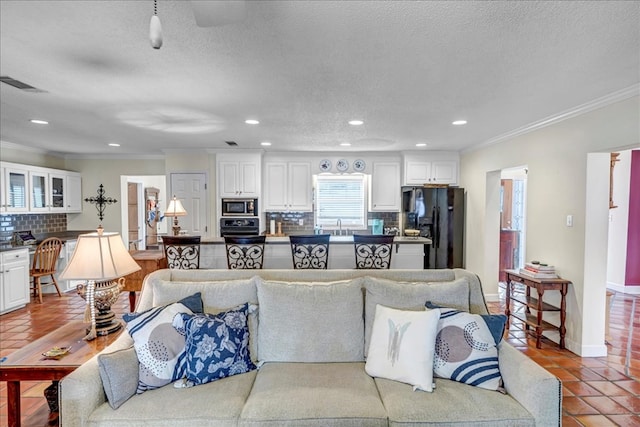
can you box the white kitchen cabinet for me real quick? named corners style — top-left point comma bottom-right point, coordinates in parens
top-left (1, 162), bottom-right (82, 213)
top-left (65, 172), bottom-right (82, 212)
top-left (0, 248), bottom-right (30, 314)
top-left (264, 161), bottom-right (312, 212)
top-left (403, 153), bottom-right (459, 185)
top-left (1, 165), bottom-right (29, 212)
top-left (370, 162), bottom-right (401, 211)
top-left (217, 154), bottom-right (261, 198)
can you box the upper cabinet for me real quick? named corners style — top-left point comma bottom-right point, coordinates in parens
top-left (370, 161), bottom-right (401, 211)
top-left (403, 152), bottom-right (459, 186)
top-left (1, 165), bottom-right (29, 212)
top-left (0, 162), bottom-right (82, 213)
top-left (217, 153), bottom-right (261, 198)
top-left (264, 161), bottom-right (312, 212)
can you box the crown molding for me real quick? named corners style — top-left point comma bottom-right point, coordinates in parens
top-left (465, 84), bottom-right (640, 153)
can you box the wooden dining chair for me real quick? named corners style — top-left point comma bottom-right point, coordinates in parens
top-left (289, 234), bottom-right (331, 269)
top-left (353, 234), bottom-right (395, 269)
top-left (224, 235), bottom-right (266, 269)
top-left (30, 237), bottom-right (64, 303)
top-left (162, 235), bottom-right (201, 269)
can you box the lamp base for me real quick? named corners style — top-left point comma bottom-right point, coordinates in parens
top-left (88, 310), bottom-right (122, 336)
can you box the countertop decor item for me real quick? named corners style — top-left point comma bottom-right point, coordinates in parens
top-left (165, 195), bottom-right (188, 236)
top-left (59, 228), bottom-right (141, 340)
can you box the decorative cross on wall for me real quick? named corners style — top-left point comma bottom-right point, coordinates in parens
top-left (85, 184), bottom-right (118, 222)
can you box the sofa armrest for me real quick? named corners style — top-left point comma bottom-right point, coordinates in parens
top-left (498, 342), bottom-right (562, 427)
top-left (59, 334), bottom-right (134, 427)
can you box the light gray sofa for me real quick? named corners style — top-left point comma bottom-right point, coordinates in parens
top-left (60, 269), bottom-right (561, 427)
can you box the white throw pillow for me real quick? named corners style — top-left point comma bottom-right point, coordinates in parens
top-left (365, 304), bottom-right (440, 392)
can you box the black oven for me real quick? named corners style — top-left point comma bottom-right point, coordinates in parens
top-left (221, 198), bottom-right (258, 216)
top-left (220, 218), bottom-right (260, 237)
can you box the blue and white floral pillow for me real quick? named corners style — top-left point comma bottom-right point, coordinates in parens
top-left (425, 301), bottom-right (507, 391)
top-left (173, 303), bottom-right (256, 386)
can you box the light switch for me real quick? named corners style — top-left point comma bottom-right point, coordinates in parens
top-left (566, 215), bottom-right (573, 227)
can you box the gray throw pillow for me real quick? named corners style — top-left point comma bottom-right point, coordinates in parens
top-left (98, 346), bottom-right (139, 409)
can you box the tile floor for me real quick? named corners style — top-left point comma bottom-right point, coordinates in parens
top-left (0, 285), bottom-right (638, 427)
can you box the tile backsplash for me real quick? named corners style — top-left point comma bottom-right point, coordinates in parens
top-left (265, 211), bottom-right (399, 235)
top-left (0, 214), bottom-right (67, 244)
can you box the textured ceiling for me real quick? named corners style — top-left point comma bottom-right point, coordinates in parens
top-left (0, 1), bottom-right (638, 157)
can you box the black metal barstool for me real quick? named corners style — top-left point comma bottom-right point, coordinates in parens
top-left (353, 234), bottom-right (394, 269)
top-left (289, 234), bottom-right (331, 269)
top-left (224, 235), bottom-right (266, 269)
top-left (162, 235), bottom-right (201, 269)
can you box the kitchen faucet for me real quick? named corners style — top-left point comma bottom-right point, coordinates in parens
top-left (336, 219), bottom-right (342, 236)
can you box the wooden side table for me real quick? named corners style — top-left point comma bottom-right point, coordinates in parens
top-left (123, 250), bottom-right (167, 311)
top-left (504, 269), bottom-right (571, 349)
top-left (0, 321), bottom-right (122, 427)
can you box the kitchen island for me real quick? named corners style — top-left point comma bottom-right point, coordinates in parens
top-left (198, 235), bottom-right (432, 269)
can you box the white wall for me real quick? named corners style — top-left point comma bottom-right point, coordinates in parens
top-left (460, 95), bottom-right (640, 356)
top-left (607, 149), bottom-right (635, 292)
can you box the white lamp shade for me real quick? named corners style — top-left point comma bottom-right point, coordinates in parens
top-left (59, 232), bottom-right (141, 281)
top-left (166, 197), bottom-right (187, 217)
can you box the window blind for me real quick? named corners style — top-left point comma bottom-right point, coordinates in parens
top-left (315, 175), bottom-right (366, 229)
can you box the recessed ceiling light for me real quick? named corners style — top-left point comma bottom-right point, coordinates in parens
top-left (245, 119), bottom-right (260, 125)
top-left (340, 142), bottom-right (351, 147)
top-left (452, 120), bottom-right (467, 126)
top-left (30, 119), bottom-right (48, 125)
top-left (416, 143), bottom-right (427, 147)
top-left (108, 143), bottom-right (120, 147)
top-left (348, 120), bottom-right (363, 126)
top-left (260, 141), bottom-right (271, 146)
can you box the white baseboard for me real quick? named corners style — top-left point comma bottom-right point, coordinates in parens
top-left (484, 293), bottom-right (500, 302)
top-left (565, 337), bottom-right (608, 357)
top-left (607, 282), bottom-right (640, 295)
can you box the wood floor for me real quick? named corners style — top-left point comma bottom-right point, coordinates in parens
top-left (0, 286), bottom-right (638, 427)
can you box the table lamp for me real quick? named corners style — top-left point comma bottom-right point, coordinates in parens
top-left (165, 195), bottom-right (187, 236)
top-left (59, 227), bottom-right (141, 340)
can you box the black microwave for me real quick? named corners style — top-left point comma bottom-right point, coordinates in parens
top-left (221, 198), bottom-right (258, 216)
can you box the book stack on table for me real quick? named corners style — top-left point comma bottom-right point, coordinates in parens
top-left (519, 262), bottom-right (558, 279)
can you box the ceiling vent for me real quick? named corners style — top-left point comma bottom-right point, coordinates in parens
top-left (0, 76), bottom-right (47, 93)
top-left (225, 141), bottom-right (238, 146)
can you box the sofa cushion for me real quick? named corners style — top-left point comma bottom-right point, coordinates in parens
top-left (363, 276), bottom-right (470, 356)
top-left (175, 303), bottom-right (256, 386)
top-left (256, 278), bottom-right (364, 362)
top-left (239, 362), bottom-right (387, 427)
top-left (365, 305), bottom-right (440, 392)
top-left (88, 370), bottom-right (258, 427)
top-left (123, 293), bottom-right (203, 393)
top-left (375, 376), bottom-right (535, 427)
top-left (97, 346), bottom-right (138, 409)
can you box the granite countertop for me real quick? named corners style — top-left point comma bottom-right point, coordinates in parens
top-left (199, 236), bottom-right (432, 245)
top-left (0, 230), bottom-right (94, 253)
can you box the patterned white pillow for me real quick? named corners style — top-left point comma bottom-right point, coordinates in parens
top-left (123, 293), bottom-right (203, 393)
top-left (365, 304), bottom-right (440, 392)
top-left (430, 305), bottom-right (506, 390)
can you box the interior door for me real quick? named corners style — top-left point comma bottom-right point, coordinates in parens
top-left (170, 173), bottom-right (207, 236)
top-left (127, 183), bottom-right (140, 249)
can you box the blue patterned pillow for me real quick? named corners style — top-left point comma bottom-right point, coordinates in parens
top-left (425, 302), bottom-right (507, 391)
top-left (174, 303), bottom-right (256, 386)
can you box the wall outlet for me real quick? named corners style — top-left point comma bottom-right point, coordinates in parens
top-left (566, 215), bottom-right (573, 227)
top-left (298, 219), bottom-right (304, 226)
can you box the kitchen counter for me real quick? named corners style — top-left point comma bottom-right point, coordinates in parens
top-left (0, 230), bottom-right (94, 252)
top-left (198, 235), bottom-right (432, 245)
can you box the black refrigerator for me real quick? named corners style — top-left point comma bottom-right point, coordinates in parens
top-left (402, 186), bottom-right (465, 269)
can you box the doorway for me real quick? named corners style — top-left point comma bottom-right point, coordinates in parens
top-left (499, 167), bottom-right (527, 282)
top-left (120, 175), bottom-right (168, 250)
top-left (169, 173), bottom-right (208, 236)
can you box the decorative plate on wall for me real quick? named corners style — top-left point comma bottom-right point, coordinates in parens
top-left (319, 159), bottom-right (332, 172)
top-left (336, 159), bottom-right (349, 172)
top-left (353, 159), bottom-right (366, 172)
